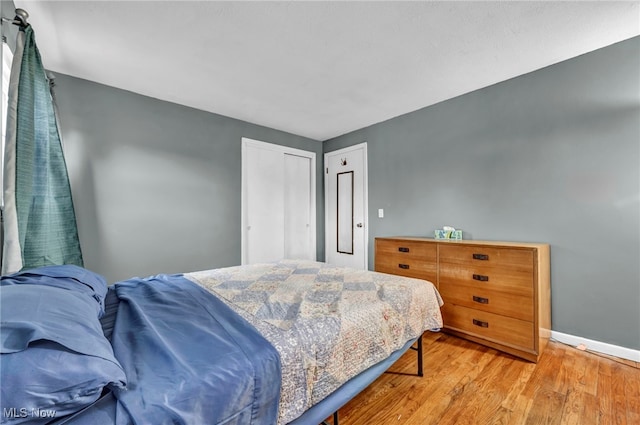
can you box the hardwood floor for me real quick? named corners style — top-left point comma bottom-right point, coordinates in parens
top-left (328, 332), bottom-right (639, 425)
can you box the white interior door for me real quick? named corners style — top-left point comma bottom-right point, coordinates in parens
top-left (325, 143), bottom-right (368, 269)
top-left (244, 143), bottom-right (284, 264)
top-left (284, 154), bottom-right (313, 260)
top-left (242, 138), bottom-right (316, 265)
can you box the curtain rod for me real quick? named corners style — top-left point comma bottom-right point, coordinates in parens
top-left (1, 8), bottom-right (29, 28)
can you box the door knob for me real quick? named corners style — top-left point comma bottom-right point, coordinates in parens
top-left (356, 223), bottom-right (363, 228)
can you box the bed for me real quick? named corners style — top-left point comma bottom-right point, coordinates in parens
top-left (0, 260), bottom-right (443, 425)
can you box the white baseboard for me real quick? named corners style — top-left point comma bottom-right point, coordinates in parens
top-left (551, 331), bottom-right (640, 363)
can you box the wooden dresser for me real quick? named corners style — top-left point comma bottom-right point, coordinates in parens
top-left (375, 237), bottom-right (550, 362)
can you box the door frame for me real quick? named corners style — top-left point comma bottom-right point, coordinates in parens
top-left (241, 137), bottom-right (316, 265)
top-left (324, 142), bottom-right (368, 269)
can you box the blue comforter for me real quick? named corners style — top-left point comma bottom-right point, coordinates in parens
top-left (110, 274), bottom-right (281, 425)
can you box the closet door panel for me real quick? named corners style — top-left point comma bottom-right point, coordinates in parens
top-left (243, 138), bottom-right (316, 265)
top-left (245, 145), bottom-right (285, 264)
top-left (284, 154), bottom-right (313, 260)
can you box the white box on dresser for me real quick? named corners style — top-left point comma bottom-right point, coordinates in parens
top-left (375, 237), bottom-right (551, 363)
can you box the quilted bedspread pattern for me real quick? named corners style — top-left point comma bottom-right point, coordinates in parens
top-left (186, 260), bottom-right (444, 424)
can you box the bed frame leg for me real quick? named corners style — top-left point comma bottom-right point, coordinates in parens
top-left (321, 411), bottom-right (339, 425)
top-left (417, 333), bottom-right (423, 377)
top-left (409, 333), bottom-right (424, 377)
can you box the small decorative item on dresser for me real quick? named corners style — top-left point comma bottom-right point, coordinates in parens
top-left (435, 226), bottom-right (463, 240)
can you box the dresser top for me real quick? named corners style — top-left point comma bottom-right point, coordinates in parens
top-left (376, 236), bottom-right (549, 249)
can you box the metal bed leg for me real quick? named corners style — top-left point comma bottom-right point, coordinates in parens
top-left (409, 333), bottom-right (424, 377)
top-left (417, 333), bottom-right (423, 377)
top-left (320, 411), bottom-right (338, 425)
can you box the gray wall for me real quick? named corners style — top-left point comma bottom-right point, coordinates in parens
top-left (53, 74), bottom-right (323, 283)
top-left (324, 37), bottom-right (640, 351)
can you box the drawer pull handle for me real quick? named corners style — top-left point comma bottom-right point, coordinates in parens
top-left (472, 253), bottom-right (489, 261)
top-left (473, 274), bottom-right (489, 282)
top-left (473, 319), bottom-right (489, 328)
top-left (398, 264), bottom-right (410, 269)
top-left (398, 247), bottom-right (410, 253)
top-left (473, 295), bottom-right (489, 304)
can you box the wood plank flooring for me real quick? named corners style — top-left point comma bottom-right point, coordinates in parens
top-left (327, 331), bottom-right (639, 425)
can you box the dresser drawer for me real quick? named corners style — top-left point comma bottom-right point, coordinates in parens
top-left (375, 255), bottom-right (437, 282)
top-left (376, 239), bottom-right (437, 261)
top-left (439, 280), bottom-right (534, 321)
top-left (442, 304), bottom-right (535, 351)
top-left (439, 263), bottom-right (534, 297)
top-left (439, 244), bottom-right (534, 273)
top-left (375, 239), bottom-right (438, 282)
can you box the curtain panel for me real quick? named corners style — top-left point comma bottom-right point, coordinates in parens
top-left (2, 25), bottom-right (83, 274)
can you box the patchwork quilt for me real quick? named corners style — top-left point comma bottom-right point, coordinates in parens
top-left (186, 260), bottom-right (444, 424)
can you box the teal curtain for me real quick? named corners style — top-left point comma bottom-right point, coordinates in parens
top-left (2, 25), bottom-right (83, 274)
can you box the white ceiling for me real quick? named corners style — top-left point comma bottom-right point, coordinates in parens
top-left (12, 1), bottom-right (640, 141)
